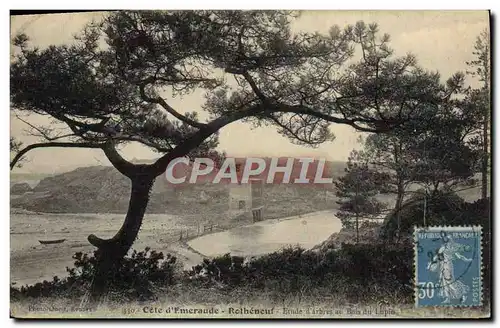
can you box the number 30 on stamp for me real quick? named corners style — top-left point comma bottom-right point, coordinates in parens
top-left (414, 226), bottom-right (482, 307)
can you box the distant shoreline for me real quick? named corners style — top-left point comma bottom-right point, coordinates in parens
top-left (181, 210), bottom-right (336, 252)
top-left (184, 210), bottom-right (339, 259)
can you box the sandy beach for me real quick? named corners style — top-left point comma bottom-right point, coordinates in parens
top-left (10, 210), bottom-right (339, 286)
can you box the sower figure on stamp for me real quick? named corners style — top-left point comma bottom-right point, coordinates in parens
top-left (427, 236), bottom-right (472, 304)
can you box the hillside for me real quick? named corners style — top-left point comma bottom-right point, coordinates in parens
top-left (10, 160), bottom-right (346, 216)
top-left (12, 166), bottom-right (175, 214)
top-left (10, 182), bottom-right (33, 195)
top-left (10, 172), bottom-right (51, 188)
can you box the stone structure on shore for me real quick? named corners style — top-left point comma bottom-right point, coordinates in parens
top-left (228, 178), bottom-right (264, 222)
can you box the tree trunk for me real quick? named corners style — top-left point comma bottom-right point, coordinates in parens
top-left (481, 47), bottom-right (490, 200)
top-left (395, 178), bottom-right (404, 242)
top-left (355, 182), bottom-right (359, 244)
top-left (355, 212), bottom-right (359, 243)
top-left (88, 173), bottom-right (155, 302)
top-left (481, 109), bottom-right (489, 200)
top-left (393, 140), bottom-right (404, 242)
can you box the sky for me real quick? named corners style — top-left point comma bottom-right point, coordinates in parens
top-left (10, 10), bottom-right (490, 174)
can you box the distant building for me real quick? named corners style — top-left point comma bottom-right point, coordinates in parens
top-left (228, 178), bottom-right (265, 221)
top-left (228, 182), bottom-right (252, 211)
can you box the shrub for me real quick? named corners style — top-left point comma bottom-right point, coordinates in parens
top-left (185, 243), bottom-right (413, 304)
top-left (186, 253), bottom-right (246, 287)
top-left (11, 248), bottom-right (177, 302)
top-left (380, 191), bottom-right (490, 240)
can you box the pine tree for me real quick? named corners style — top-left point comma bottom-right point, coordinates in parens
top-left (466, 29), bottom-right (490, 200)
top-left (335, 151), bottom-right (386, 243)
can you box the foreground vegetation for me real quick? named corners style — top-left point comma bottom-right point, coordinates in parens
top-left (11, 243), bottom-right (412, 306)
top-left (11, 196), bottom-right (490, 313)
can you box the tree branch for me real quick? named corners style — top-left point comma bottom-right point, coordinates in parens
top-left (16, 115), bottom-right (72, 141)
top-left (151, 104), bottom-right (265, 176)
top-left (150, 98), bottom-right (405, 177)
top-left (267, 114), bottom-right (325, 146)
top-left (52, 113), bottom-right (112, 136)
top-left (242, 71), bottom-right (268, 104)
top-left (112, 134), bottom-right (172, 152)
top-left (276, 104), bottom-right (399, 133)
top-left (100, 140), bottom-right (138, 177)
top-left (138, 84), bottom-right (208, 129)
top-left (10, 141), bottom-right (105, 170)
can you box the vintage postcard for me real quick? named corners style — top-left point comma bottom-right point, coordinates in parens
top-left (10, 10), bottom-right (491, 319)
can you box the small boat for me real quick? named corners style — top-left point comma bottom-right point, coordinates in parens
top-left (39, 239), bottom-right (66, 245)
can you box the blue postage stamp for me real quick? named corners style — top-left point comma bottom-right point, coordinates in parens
top-left (414, 226), bottom-right (482, 307)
